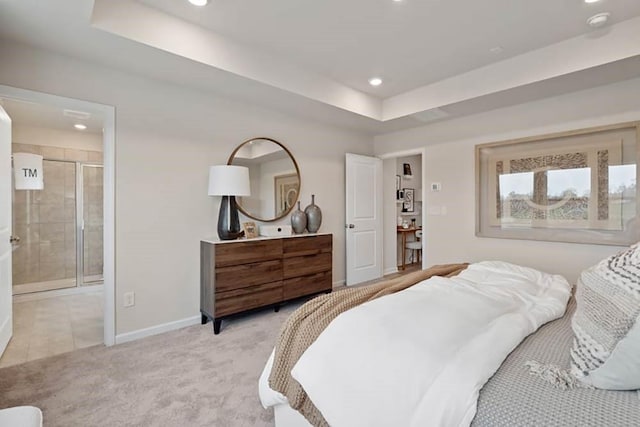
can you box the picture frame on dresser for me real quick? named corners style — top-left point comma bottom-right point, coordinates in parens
top-left (242, 221), bottom-right (258, 239)
top-left (200, 234), bottom-right (333, 334)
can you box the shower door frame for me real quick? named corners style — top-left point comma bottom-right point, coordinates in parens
top-left (77, 163), bottom-right (104, 287)
top-left (12, 159), bottom-right (105, 292)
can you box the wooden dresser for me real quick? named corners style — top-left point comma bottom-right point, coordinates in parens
top-left (200, 233), bottom-right (332, 334)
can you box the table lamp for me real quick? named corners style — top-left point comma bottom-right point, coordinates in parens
top-left (208, 165), bottom-right (251, 240)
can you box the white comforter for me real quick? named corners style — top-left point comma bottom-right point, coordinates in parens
top-left (261, 261), bottom-right (571, 427)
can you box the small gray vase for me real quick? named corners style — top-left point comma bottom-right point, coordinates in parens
top-left (304, 194), bottom-right (322, 233)
top-left (291, 201), bottom-right (307, 234)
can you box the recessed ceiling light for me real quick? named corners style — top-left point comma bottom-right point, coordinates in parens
top-left (584, 0), bottom-right (601, 3)
top-left (74, 123), bottom-right (87, 130)
top-left (587, 12), bottom-right (610, 28)
top-left (188, 0), bottom-right (208, 5)
top-left (368, 77), bottom-right (383, 87)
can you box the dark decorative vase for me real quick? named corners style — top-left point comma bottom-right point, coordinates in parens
top-left (304, 194), bottom-right (322, 233)
top-left (291, 201), bottom-right (307, 234)
top-left (217, 195), bottom-right (244, 240)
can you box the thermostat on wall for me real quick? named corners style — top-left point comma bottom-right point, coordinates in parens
top-left (431, 182), bottom-right (442, 191)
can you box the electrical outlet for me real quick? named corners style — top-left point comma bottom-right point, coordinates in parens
top-left (124, 292), bottom-right (135, 307)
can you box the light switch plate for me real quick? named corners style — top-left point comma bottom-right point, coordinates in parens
top-left (124, 292), bottom-right (135, 307)
top-left (431, 182), bottom-right (442, 191)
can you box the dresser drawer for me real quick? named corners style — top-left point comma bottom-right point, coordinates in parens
top-left (283, 252), bottom-right (332, 279)
top-left (283, 234), bottom-right (332, 258)
top-left (215, 239), bottom-right (282, 267)
top-left (201, 234), bottom-right (333, 334)
top-left (216, 259), bottom-right (282, 292)
top-left (283, 270), bottom-right (332, 300)
top-left (216, 281), bottom-right (283, 317)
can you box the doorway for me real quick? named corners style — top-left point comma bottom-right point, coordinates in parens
top-left (380, 149), bottom-right (426, 277)
top-left (0, 85), bottom-right (115, 367)
top-left (344, 149), bottom-right (426, 287)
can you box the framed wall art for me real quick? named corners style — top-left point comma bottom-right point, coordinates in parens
top-left (402, 188), bottom-right (415, 212)
top-left (476, 121), bottom-right (639, 246)
top-left (274, 173), bottom-right (299, 217)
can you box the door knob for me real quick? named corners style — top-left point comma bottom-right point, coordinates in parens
top-left (345, 224), bottom-right (355, 229)
top-left (10, 235), bottom-right (20, 244)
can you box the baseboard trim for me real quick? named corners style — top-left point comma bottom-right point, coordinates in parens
top-left (332, 280), bottom-right (345, 288)
top-left (115, 315), bottom-right (201, 345)
top-left (384, 267), bottom-right (399, 276)
top-left (0, 314), bottom-right (12, 357)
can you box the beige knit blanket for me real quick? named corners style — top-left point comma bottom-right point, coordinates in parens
top-left (268, 263), bottom-right (469, 426)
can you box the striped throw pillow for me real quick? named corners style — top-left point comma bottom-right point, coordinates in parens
top-left (570, 242), bottom-right (640, 390)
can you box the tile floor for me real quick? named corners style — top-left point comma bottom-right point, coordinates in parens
top-left (0, 291), bottom-right (103, 368)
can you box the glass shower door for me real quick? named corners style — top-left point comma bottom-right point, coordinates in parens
top-left (12, 159), bottom-right (77, 294)
top-left (80, 164), bottom-right (104, 285)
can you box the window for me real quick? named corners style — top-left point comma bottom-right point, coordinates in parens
top-left (477, 123), bottom-right (639, 245)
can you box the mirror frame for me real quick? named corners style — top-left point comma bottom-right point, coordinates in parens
top-left (227, 137), bottom-right (301, 223)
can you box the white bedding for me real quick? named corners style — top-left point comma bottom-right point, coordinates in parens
top-left (260, 261), bottom-right (571, 427)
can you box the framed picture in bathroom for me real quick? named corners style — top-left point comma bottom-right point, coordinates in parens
top-left (402, 188), bottom-right (415, 212)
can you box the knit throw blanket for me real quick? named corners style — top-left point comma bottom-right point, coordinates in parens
top-left (268, 263), bottom-right (469, 426)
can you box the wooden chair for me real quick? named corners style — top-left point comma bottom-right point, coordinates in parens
top-left (405, 230), bottom-right (422, 264)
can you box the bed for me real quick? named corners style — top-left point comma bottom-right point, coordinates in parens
top-left (259, 261), bottom-right (640, 427)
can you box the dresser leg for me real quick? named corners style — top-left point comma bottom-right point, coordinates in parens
top-left (274, 304), bottom-right (280, 313)
top-left (201, 313), bottom-right (208, 325)
top-left (213, 319), bottom-right (222, 335)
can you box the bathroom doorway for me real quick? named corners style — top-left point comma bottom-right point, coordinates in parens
top-left (0, 90), bottom-right (113, 367)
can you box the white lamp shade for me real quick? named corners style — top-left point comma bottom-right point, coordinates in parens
top-left (208, 165), bottom-right (250, 196)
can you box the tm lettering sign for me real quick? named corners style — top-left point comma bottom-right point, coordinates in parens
top-left (22, 168), bottom-right (38, 178)
top-left (13, 153), bottom-right (44, 190)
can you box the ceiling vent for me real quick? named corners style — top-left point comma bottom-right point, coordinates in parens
top-left (411, 107), bottom-right (449, 123)
top-left (63, 109), bottom-right (91, 120)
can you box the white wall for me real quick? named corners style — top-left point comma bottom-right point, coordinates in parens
top-left (396, 155), bottom-right (422, 222)
top-left (12, 125), bottom-right (103, 152)
top-left (0, 42), bottom-right (372, 336)
top-left (375, 77), bottom-right (640, 284)
top-left (382, 158), bottom-right (397, 275)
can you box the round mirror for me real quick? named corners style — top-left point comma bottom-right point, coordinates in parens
top-left (228, 137), bottom-right (301, 222)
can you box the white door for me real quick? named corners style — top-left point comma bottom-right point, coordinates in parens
top-left (345, 153), bottom-right (383, 285)
top-left (0, 106), bottom-right (12, 357)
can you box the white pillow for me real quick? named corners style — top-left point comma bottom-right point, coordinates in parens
top-left (570, 242), bottom-right (640, 390)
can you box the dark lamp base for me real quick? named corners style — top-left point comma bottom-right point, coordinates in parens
top-left (217, 195), bottom-right (245, 240)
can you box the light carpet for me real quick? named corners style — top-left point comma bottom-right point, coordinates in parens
top-left (0, 303), bottom-right (301, 427)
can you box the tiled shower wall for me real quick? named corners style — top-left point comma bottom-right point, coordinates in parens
top-left (12, 143), bottom-right (103, 286)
